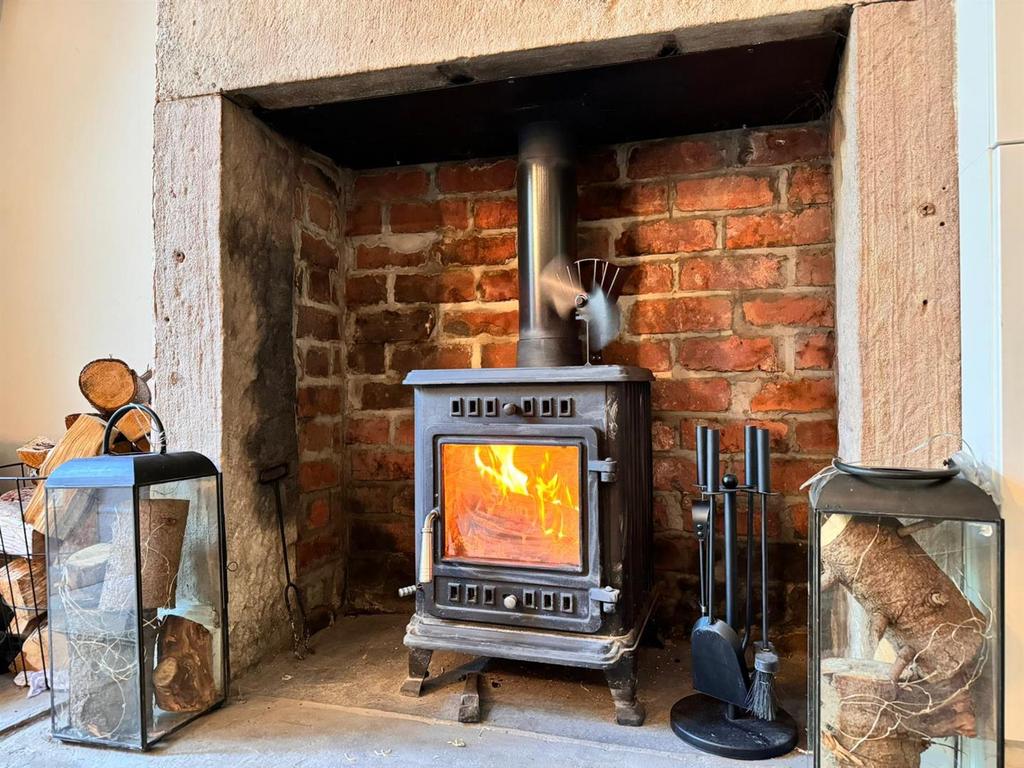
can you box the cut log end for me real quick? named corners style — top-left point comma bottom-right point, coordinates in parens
top-left (78, 358), bottom-right (145, 414)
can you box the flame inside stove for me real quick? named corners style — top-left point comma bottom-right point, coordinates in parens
top-left (442, 442), bottom-right (582, 569)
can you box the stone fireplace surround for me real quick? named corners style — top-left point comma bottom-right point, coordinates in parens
top-left (153, 0), bottom-right (960, 674)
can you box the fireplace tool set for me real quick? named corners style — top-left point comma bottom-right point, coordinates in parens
top-left (670, 425), bottom-right (798, 760)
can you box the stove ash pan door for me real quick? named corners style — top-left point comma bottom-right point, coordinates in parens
top-left (424, 426), bottom-right (606, 632)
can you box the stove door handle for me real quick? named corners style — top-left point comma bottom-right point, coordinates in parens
top-left (417, 509), bottom-right (440, 584)
top-left (588, 458), bottom-right (618, 483)
top-left (589, 586), bottom-right (621, 613)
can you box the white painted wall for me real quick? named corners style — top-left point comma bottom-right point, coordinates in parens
top-left (956, 0), bottom-right (1023, 742)
top-left (0, 0), bottom-right (156, 460)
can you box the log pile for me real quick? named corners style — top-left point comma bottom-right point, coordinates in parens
top-left (818, 514), bottom-right (991, 767)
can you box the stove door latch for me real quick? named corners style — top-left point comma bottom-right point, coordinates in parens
top-left (588, 458), bottom-right (618, 483)
top-left (589, 586), bottom-right (621, 613)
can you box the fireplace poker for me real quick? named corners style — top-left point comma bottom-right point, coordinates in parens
top-left (258, 463), bottom-right (313, 660)
top-left (693, 425), bottom-right (710, 616)
top-left (742, 425), bottom-right (758, 651)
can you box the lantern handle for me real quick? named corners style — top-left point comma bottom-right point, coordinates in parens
top-left (102, 403), bottom-right (167, 455)
top-left (832, 457), bottom-right (959, 481)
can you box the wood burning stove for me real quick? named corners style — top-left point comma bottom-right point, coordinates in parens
top-left (398, 122), bottom-right (654, 725)
top-left (401, 366), bottom-right (653, 725)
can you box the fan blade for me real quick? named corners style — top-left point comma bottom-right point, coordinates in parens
top-left (538, 256), bottom-right (581, 317)
top-left (581, 284), bottom-right (621, 351)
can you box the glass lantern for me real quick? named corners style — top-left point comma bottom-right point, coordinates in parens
top-left (810, 463), bottom-right (1002, 768)
top-left (44, 405), bottom-right (229, 750)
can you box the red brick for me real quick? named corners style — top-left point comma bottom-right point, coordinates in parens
top-left (298, 460), bottom-right (339, 492)
top-left (478, 269), bottom-right (518, 301)
top-left (678, 254), bottom-right (785, 291)
top-left (629, 297), bottom-right (732, 334)
top-left (794, 248), bottom-right (834, 286)
top-left (677, 336), bottom-right (778, 372)
top-left (441, 234), bottom-right (516, 266)
top-left (615, 218), bottom-right (717, 255)
top-left (308, 268), bottom-right (336, 304)
top-left (771, 457), bottom-right (828, 494)
top-left (395, 417), bottom-right (415, 447)
top-left (789, 501), bottom-right (809, 538)
top-left (744, 126), bottom-right (828, 166)
top-left (355, 168), bottom-right (429, 200)
top-left (392, 484), bottom-right (415, 516)
top-left (297, 386), bottom-right (342, 418)
top-left (751, 378), bottom-right (835, 413)
top-left (300, 231), bottom-right (338, 269)
top-left (795, 419), bottom-right (838, 453)
top-left (578, 227), bottom-right (611, 259)
top-left (437, 159), bottom-right (516, 193)
top-left (743, 294), bottom-right (833, 327)
top-left (297, 305), bottom-right (340, 341)
top-left (300, 161), bottom-right (339, 196)
top-left (346, 201), bottom-right (382, 236)
top-left (578, 149), bottom-right (620, 184)
top-left (674, 175), bottom-right (774, 212)
top-left (652, 378), bottom-right (731, 412)
top-left (354, 309), bottom-right (435, 343)
top-left (394, 270), bottom-right (475, 303)
top-left (307, 192), bottom-right (335, 231)
top-left (443, 309), bottom-right (518, 337)
top-left (725, 207), bottom-right (831, 248)
top-left (390, 199), bottom-right (469, 233)
top-left (620, 262), bottom-right (673, 295)
top-left (346, 416), bottom-right (389, 445)
top-left (361, 382), bottom-right (412, 410)
top-left (737, 505), bottom-right (783, 538)
top-left (348, 344), bottom-right (385, 374)
top-left (481, 342), bottom-right (517, 367)
top-left (796, 332), bottom-right (835, 369)
top-left (296, 534), bottom-right (340, 570)
top-left (578, 183), bottom-right (668, 220)
top-left (679, 418), bottom-right (789, 453)
top-left (653, 456), bottom-right (698, 492)
top-left (305, 497), bottom-right (332, 530)
top-left (299, 420), bottom-right (334, 454)
top-left (348, 485), bottom-right (393, 516)
top-left (345, 274), bottom-right (386, 306)
top-left (627, 139), bottom-right (725, 179)
top-left (391, 344), bottom-right (472, 375)
top-left (474, 198), bottom-right (517, 229)
top-left (354, 243), bottom-right (431, 269)
top-left (304, 347), bottom-right (330, 378)
top-left (350, 450), bottom-right (415, 480)
top-left (788, 166), bottom-right (831, 206)
top-left (601, 340), bottom-right (672, 372)
top-left (349, 517), bottom-right (414, 554)
top-left (652, 420), bottom-right (678, 451)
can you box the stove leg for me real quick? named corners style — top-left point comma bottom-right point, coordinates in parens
top-left (605, 652), bottom-right (645, 726)
top-left (400, 648), bottom-right (433, 697)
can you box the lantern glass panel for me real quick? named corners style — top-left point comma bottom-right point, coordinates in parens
top-left (816, 513), bottom-right (1001, 768)
top-left (47, 475), bottom-right (226, 749)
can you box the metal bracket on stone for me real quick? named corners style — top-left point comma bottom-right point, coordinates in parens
top-left (457, 672), bottom-right (481, 723)
top-left (588, 458), bottom-right (618, 483)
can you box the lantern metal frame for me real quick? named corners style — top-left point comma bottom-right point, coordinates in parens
top-left (44, 405), bottom-right (230, 751)
top-left (809, 471), bottom-right (1004, 768)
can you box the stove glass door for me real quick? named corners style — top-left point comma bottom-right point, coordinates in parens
top-left (440, 441), bottom-right (583, 570)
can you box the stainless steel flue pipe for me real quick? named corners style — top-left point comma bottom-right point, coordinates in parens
top-left (515, 122), bottom-right (582, 367)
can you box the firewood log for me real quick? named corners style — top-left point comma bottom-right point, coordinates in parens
top-left (153, 616), bottom-right (217, 712)
top-left (78, 358), bottom-right (151, 416)
top-left (9, 621), bottom-right (48, 675)
top-left (0, 557), bottom-right (47, 627)
top-left (23, 414), bottom-right (107, 534)
top-left (820, 514), bottom-right (987, 739)
top-left (16, 436), bottom-right (54, 470)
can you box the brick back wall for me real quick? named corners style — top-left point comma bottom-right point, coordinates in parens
top-left (337, 121), bottom-right (836, 636)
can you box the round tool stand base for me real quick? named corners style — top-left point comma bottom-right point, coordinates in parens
top-left (670, 694), bottom-right (798, 760)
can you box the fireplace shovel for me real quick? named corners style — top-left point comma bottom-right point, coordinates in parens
top-left (258, 463), bottom-right (314, 660)
top-left (689, 428), bottom-right (749, 709)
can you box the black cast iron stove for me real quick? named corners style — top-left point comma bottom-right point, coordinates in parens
top-left (399, 123), bottom-right (654, 725)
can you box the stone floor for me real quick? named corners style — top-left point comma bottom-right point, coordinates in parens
top-left (0, 614), bottom-right (1015, 767)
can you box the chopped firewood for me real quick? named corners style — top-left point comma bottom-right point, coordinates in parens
top-left (23, 414), bottom-right (108, 534)
top-left (10, 622), bottom-right (48, 675)
top-left (154, 616), bottom-right (217, 712)
top-left (0, 488), bottom-right (44, 556)
top-left (78, 358), bottom-right (151, 415)
top-left (111, 406), bottom-right (151, 443)
top-left (63, 542), bottom-right (112, 590)
top-left (0, 557), bottom-right (47, 627)
top-left (16, 436), bottom-right (55, 470)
